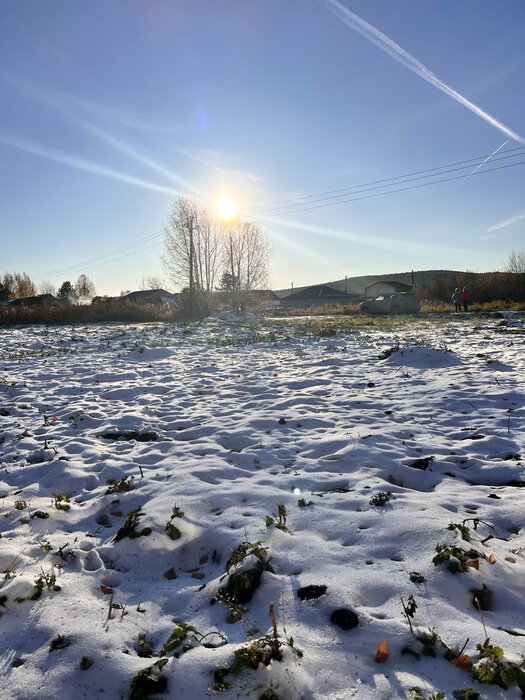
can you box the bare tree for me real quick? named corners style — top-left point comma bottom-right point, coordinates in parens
top-left (222, 221), bottom-right (270, 311)
top-left (75, 274), bottom-right (96, 301)
top-left (38, 281), bottom-right (57, 296)
top-left (139, 275), bottom-right (166, 290)
top-left (162, 196), bottom-right (222, 313)
top-left (504, 249), bottom-right (525, 274)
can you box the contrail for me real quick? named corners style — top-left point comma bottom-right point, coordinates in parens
top-left (260, 214), bottom-right (471, 258)
top-left (487, 210), bottom-right (525, 232)
top-left (0, 131), bottom-right (183, 197)
top-left (462, 139), bottom-right (509, 183)
top-left (1, 72), bottom-right (192, 188)
top-left (80, 122), bottom-right (192, 188)
top-left (325, 0), bottom-right (525, 145)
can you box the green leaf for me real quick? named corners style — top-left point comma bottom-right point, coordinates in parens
top-left (477, 663), bottom-right (494, 683)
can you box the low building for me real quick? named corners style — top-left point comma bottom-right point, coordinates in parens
top-left (8, 294), bottom-right (60, 307)
top-left (246, 290), bottom-right (281, 308)
top-left (92, 289), bottom-right (178, 306)
top-left (120, 289), bottom-right (178, 306)
top-left (279, 284), bottom-right (357, 309)
top-left (364, 280), bottom-right (412, 298)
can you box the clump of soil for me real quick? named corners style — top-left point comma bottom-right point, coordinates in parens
top-left (330, 608), bottom-right (358, 630)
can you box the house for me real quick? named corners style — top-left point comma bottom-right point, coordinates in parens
top-left (246, 290), bottom-right (281, 308)
top-left (279, 284), bottom-right (357, 309)
top-left (8, 294), bottom-right (60, 307)
top-left (92, 289), bottom-right (178, 306)
top-left (364, 280), bottom-right (412, 298)
top-left (119, 289), bottom-right (178, 306)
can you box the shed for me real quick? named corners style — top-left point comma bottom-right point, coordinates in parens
top-left (364, 280), bottom-right (412, 298)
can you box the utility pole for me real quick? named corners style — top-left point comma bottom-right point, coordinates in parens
top-left (188, 214), bottom-right (198, 314)
top-left (188, 214), bottom-right (194, 296)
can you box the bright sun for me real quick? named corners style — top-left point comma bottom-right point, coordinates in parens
top-left (216, 192), bottom-right (238, 221)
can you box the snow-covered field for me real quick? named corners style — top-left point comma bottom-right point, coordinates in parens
top-left (1, 314), bottom-right (524, 700)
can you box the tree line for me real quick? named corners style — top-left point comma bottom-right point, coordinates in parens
top-left (0, 273), bottom-right (96, 303)
top-left (418, 251), bottom-right (525, 303)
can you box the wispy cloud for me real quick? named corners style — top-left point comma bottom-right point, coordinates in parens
top-left (1, 71), bottom-right (193, 188)
top-left (325, 0), bottom-right (525, 145)
top-left (0, 131), bottom-right (183, 197)
top-left (79, 122), bottom-right (192, 188)
top-left (1, 70), bottom-right (183, 135)
top-left (261, 214), bottom-right (470, 257)
top-left (174, 145), bottom-right (264, 183)
top-left (486, 210), bottom-right (525, 232)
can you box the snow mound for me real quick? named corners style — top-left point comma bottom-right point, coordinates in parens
top-left (383, 345), bottom-right (462, 367)
top-left (127, 347), bottom-right (173, 361)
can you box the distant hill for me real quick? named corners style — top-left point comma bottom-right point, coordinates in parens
top-left (274, 270), bottom-right (465, 297)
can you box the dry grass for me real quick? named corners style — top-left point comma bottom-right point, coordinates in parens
top-left (1, 298), bottom-right (523, 327)
top-left (0, 302), bottom-right (180, 326)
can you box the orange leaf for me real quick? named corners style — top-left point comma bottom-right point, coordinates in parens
top-left (99, 585), bottom-right (114, 594)
top-left (452, 654), bottom-right (473, 671)
top-left (374, 641), bottom-right (389, 663)
top-left (467, 559), bottom-right (479, 570)
top-left (488, 553), bottom-right (496, 565)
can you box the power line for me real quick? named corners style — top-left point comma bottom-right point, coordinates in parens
top-left (32, 229), bottom-right (164, 279)
top-left (255, 150), bottom-right (525, 215)
top-left (257, 158), bottom-right (525, 217)
top-left (244, 146), bottom-right (525, 214)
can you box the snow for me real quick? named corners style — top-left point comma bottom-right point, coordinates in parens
top-left (0, 315), bottom-right (524, 699)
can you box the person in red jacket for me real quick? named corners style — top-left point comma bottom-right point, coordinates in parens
top-left (461, 286), bottom-right (470, 312)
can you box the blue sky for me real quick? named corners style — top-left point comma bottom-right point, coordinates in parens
top-left (1, 0), bottom-right (524, 295)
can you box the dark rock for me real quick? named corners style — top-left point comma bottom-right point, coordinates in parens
top-left (278, 418), bottom-right (286, 425)
top-left (297, 585), bottom-right (327, 600)
top-left (330, 608), bottom-right (358, 630)
top-left (409, 456), bottom-right (435, 470)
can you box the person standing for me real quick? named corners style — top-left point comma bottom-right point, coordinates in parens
top-left (461, 286), bottom-right (470, 312)
top-left (452, 288), bottom-right (462, 312)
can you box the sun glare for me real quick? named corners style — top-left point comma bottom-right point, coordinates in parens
top-left (217, 192), bottom-right (238, 221)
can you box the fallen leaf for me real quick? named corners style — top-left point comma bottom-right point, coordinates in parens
top-left (452, 654), bottom-right (473, 671)
top-left (505, 557), bottom-right (516, 563)
top-left (99, 585), bottom-right (114, 594)
top-left (467, 560), bottom-right (479, 570)
top-left (488, 554), bottom-right (496, 565)
top-left (374, 641), bottom-right (389, 663)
